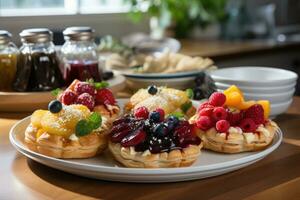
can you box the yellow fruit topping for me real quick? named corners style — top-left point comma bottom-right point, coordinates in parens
top-left (223, 85), bottom-right (270, 119)
top-left (31, 110), bottom-right (47, 128)
top-left (257, 100), bottom-right (270, 119)
top-left (31, 104), bottom-right (92, 137)
top-left (36, 129), bottom-right (46, 138)
top-left (41, 111), bottom-right (73, 137)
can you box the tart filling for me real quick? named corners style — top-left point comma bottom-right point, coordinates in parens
top-left (108, 107), bottom-right (202, 168)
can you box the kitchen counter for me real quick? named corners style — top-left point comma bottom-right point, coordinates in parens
top-left (179, 39), bottom-right (300, 59)
top-left (1, 97), bottom-right (300, 200)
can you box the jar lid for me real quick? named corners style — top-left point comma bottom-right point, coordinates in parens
top-left (63, 26), bottom-right (95, 41)
top-left (20, 28), bottom-right (53, 43)
top-left (0, 30), bottom-right (12, 44)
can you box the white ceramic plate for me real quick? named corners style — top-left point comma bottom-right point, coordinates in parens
top-left (9, 99), bottom-right (282, 183)
top-left (209, 67), bottom-right (298, 87)
top-left (0, 75), bottom-right (126, 112)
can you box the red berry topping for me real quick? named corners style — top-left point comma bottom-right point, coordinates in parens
top-left (76, 93), bottom-right (95, 111)
top-left (216, 120), bottom-right (230, 133)
top-left (121, 129), bottom-right (146, 147)
top-left (61, 90), bottom-right (77, 105)
top-left (197, 102), bottom-right (214, 112)
top-left (154, 108), bottom-right (165, 121)
top-left (134, 106), bottom-right (149, 119)
top-left (208, 92), bottom-right (226, 106)
top-left (239, 118), bottom-right (258, 132)
top-left (244, 104), bottom-right (264, 125)
top-left (111, 127), bottom-right (131, 143)
top-left (212, 107), bottom-right (227, 121)
top-left (196, 116), bottom-right (213, 131)
top-left (95, 88), bottom-right (116, 105)
top-left (74, 82), bottom-right (95, 96)
top-left (199, 107), bottom-right (213, 117)
top-left (227, 111), bottom-right (243, 126)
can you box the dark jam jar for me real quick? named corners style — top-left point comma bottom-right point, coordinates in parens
top-left (61, 27), bottom-right (102, 85)
top-left (13, 28), bottom-right (64, 92)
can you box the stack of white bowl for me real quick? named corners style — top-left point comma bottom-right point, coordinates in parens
top-left (209, 67), bottom-right (298, 118)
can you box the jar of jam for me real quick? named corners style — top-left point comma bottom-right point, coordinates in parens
top-left (13, 28), bottom-right (64, 92)
top-left (0, 30), bottom-right (18, 91)
top-left (61, 26), bottom-right (102, 85)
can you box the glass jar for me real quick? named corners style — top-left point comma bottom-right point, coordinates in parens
top-left (61, 26), bottom-right (102, 85)
top-left (0, 30), bottom-right (19, 91)
top-left (13, 28), bottom-right (64, 92)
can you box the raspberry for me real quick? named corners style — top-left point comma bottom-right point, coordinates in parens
top-left (95, 88), bottom-right (116, 105)
top-left (199, 107), bottom-right (213, 117)
top-left (244, 104), bottom-right (264, 125)
top-left (196, 116), bottom-right (213, 131)
top-left (76, 93), bottom-right (95, 111)
top-left (154, 108), bottom-right (165, 121)
top-left (197, 102), bottom-right (214, 112)
top-left (212, 107), bottom-right (227, 121)
top-left (227, 111), bottom-right (243, 126)
top-left (239, 118), bottom-right (257, 132)
top-left (74, 82), bottom-right (95, 96)
top-left (208, 92), bottom-right (226, 106)
top-left (216, 120), bottom-right (230, 133)
top-left (61, 90), bottom-right (77, 105)
top-left (134, 106), bottom-right (149, 119)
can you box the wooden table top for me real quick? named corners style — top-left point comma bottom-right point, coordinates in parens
top-left (1, 97), bottom-right (300, 200)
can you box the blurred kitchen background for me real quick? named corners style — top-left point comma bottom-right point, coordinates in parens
top-left (1, 0), bottom-right (300, 93)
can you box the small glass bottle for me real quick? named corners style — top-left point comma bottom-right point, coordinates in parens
top-left (13, 28), bottom-right (64, 92)
top-left (0, 30), bottom-right (19, 91)
top-left (61, 26), bottom-right (102, 85)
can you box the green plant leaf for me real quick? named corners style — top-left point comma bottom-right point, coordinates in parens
top-left (88, 112), bottom-right (102, 129)
top-left (75, 120), bottom-right (93, 137)
top-left (186, 88), bottom-right (194, 99)
top-left (168, 112), bottom-right (184, 119)
top-left (94, 81), bottom-right (109, 90)
top-left (51, 88), bottom-right (62, 97)
top-left (181, 101), bottom-right (192, 113)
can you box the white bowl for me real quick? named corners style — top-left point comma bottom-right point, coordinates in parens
top-left (215, 81), bottom-right (296, 94)
top-left (210, 67), bottom-right (298, 87)
top-left (270, 99), bottom-right (293, 118)
top-left (217, 88), bottom-right (295, 104)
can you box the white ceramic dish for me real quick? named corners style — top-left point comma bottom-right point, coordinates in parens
top-left (215, 81), bottom-right (296, 94)
top-left (270, 99), bottom-right (293, 118)
top-left (210, 67), bottom-right (298, 87)
top-left (0, 75), bottom-right (126, 112)
top-left (217, 88), bottom-right (295, 103)
top-left (9, 99), bottom-right (282, 183)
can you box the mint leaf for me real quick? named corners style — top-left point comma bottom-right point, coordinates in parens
top-left (186, 88), bottom-right (194, 99)
top-left (51, 88), bottom-right (62, 97)
top-left (75, 120), bottom-right (93, 137)
top-left (181, 101), bottom-right (192, 113)
top-left (86, 78), bottom-right (95, 85)
top-left (168, 112), bottom-right (184, 119)
top-left (88, 112), bottom-right (102, 129)
top-left (94, 81), bottom-right (109, 89)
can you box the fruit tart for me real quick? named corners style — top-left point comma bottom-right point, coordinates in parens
top-left (57, 79), bottom-right (120, 123)
top-left (25, 100), bottom-right (109, 158)
top-left (190, 85), bottom-right (278, 153)
top-left (125, 85), bottom-right (196, 118)
top-left (108, 107), bottom-right (202, 168)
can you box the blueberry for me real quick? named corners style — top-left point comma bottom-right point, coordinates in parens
top-left (149, 111), bottom-right (160, 122)
top-left (153, 123), bottom-right (168, 137)
top-left (147, 85), bottom-right (158, 95)
top-left (193, 87), bottom-right (205, 100)
top-left (166, 116), bottom-right (179, 131)
top-left (195, 72), bottom-right (206, 86)
top-left (48, 100), bottom-right (62, 113)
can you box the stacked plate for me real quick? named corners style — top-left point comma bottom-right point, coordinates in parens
top-left (209, 67), bottom-right (298, 118)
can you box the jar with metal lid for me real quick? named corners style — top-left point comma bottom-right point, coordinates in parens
top-left (61, 26), bottom-right (102, 85)
top-left (0, 30), bottom-right (19, 91)
top-left (13, 28), bottom-right (64, 92)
